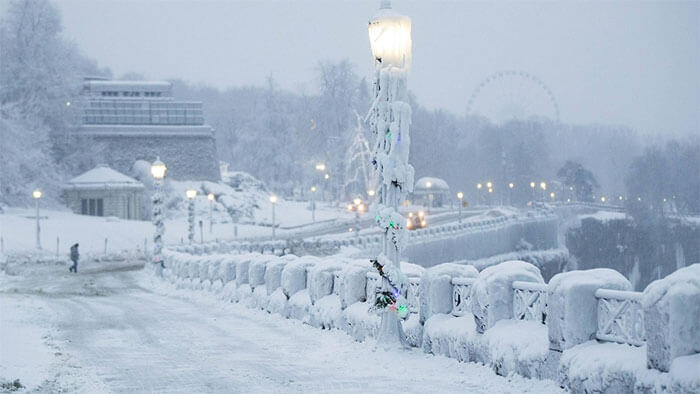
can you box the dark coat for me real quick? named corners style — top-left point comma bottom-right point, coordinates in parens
top-left (70, 244), bottom-right (79, 261)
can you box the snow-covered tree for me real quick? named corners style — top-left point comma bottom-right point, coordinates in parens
top-left (0, 0), bottom-right (106, 206)
top-left (557, 160), bottom-right (599, 201)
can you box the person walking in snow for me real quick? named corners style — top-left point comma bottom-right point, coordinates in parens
top-left (69, 243), bottom-right (79, 273)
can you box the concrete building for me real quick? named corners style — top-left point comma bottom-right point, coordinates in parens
top-left (62, 166), bottom-right (144, 220)
top-left (71, 78), bottom-right (220, 181)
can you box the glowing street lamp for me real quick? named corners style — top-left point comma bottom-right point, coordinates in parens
top-left (457, 192), bottom-right (464, 222)
top-left (601, 196), bottom-right (606, 203)
top-left (367, 189), bottom-right (376, 197)
top-left (33, 190), bottom-right (42, 250)
top-left (368, 0), bottom-right (413, 349)
top-left (269, 195), bottom-right (278, 240)
top-left (315, 163), bottom-right (326, 172)
top-left (550, 192), bottom-right (556, 200)
top-left (310, 186), bottom-right (317, 222)
top-left (486, 181), bottom-right (493, 189)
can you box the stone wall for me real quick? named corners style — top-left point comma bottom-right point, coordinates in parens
top-left (81, 130), bottom-right (220, 181)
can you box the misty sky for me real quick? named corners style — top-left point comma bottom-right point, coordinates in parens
top-left (32, 1), bottom-right (700, 136)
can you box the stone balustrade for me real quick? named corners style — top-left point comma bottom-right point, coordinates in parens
top-left (159, 249), bottom-right (699, 394)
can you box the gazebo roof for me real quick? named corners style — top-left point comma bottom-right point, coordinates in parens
top-left (64, 166), bottom-right (144, 190)
top-left (414, 176), bottom-right (449, 192)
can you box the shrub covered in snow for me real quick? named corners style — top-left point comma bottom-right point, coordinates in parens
top-left (471, 260), bottom-right (544, 333)
top-left (642, 263), bottom-right (700, 372)
top-left (264, 257), bottom-right (287, 295)
top-left (548, 268), bottom-right (631, 351)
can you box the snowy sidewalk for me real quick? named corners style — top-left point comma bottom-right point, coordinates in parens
top-left (1, 264), bottom-right (563, 393)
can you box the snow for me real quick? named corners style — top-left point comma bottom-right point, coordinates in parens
top-left (669, 353), bottom-right (700, 392)
top-left (578, 211), bottom-right (627, 223)
top-left (482, 320), bottom-right (550, 378)
top-left (419, 263), bottom-right (478, 324)
top-left (642, 263), bottom-right (700, 372)
top-left (65, 165), bottom-right (143, 189)
top-left (560, 341), bottom-right (646, 394)
top-left (548, 268), bottom-right (632, 351)
top-left (263, 256), bottom-right (287, 295)
top-left (0, 296), bottom-right (55, 391)
top-left (471, 260), bottom-right (544, 333)
top-left (422, 314), bottom-right (477, 363)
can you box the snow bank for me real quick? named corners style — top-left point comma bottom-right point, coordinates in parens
top-left (288, 289), bottom-right (312, 324)
top-left (642, 263), bottom-right (700, 372)
top-left (471, 260), bottom-right (543, 333)
top-left (419, 263), bottom-right (478, 324)
top-left (548, 269), bottom-right (631, 351)
top-left (343, 302), bottom-right (379, 342)
top-left (559, 341), bottom-right (645, 394)
top-left (482, 320), bottom-right (550, 378)
top-left (422, 314), bottom-right (477, 363)
top-left (669, 353), bottom-right (700, 393)
top-left (308, 259), bottom-right (345, 304)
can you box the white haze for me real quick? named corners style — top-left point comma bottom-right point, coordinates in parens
top-left (43, 0), bottom-right (700, 137)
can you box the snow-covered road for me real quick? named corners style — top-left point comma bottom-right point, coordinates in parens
top-left (1, 261), bottom-right (563, 393)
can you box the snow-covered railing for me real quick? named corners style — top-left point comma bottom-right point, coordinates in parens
top-left (512, 280), bottom-right (548, 324)
top-left (451, 277), bottom-right (475, 317)
top-left (365, 272), bottom-right (381, 303)
top-left (595, 288), bottom-right (645, 346)
top-left (406, 277), bottom-right (421, 313)
top-left (333, 272), bottom-right (344, 297)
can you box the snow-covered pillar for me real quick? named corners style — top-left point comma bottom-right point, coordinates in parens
top-left (547, 269), bottom-right (632, 351)
top-left (151, 157), bottom-right (167, 276)
top-left (642, 264), bottom-right (700, 372)
top-left (367, 1), bottom-right (414, 350)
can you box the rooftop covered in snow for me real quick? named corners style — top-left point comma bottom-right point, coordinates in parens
top-left (63, 166), bottom-right (144, 190)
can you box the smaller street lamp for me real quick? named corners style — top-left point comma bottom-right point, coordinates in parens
top-left (186, 188), bottom-right (197, 244)
top-left (269, 195), bottom-right (278, 240)
top-left (207, 193), bottom-right (215, 234)
top-left (367, 189), bottom-right (375, 197)
top-left (310, 186), bottom-right (317, 222)
top-left (33, 190), bottom-right (42, 250)
top-left (348, 197), bottom-right (365, 236)
top-left (550, 192), bottom-right (556, 200)
top-left (457, 191), bottom-right (464, 222)
top-left (540, 182), bottom-right (547, 201)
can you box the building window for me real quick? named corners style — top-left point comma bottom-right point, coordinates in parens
top-left (82, 198), bottom-right (104, 216)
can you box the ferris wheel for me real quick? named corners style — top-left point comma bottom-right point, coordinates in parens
top-left (466, 70), bottom-right (560, 124)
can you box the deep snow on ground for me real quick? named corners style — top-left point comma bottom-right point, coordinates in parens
top-left (0, 201), bottom-right (352, 255)
top-left (0, 260), bottom-right (565, 393)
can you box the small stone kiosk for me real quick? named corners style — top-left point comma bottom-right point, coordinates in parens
top-left (413, 177), bottom-right (450, 208)
top-left (62, 166), bottom-right (144, 220)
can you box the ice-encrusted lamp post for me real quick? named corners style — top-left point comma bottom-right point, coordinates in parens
top-left (32, 189), bottom-right (42, 250)
top-left (186, 188), bottom-right (197, 244)
top-left (367, 0), bottom-right (413, 349)
top-left (150, 158), bottom-right (167, 275)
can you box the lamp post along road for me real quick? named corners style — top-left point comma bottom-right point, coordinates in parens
top-left (150, 158), bottom-right (167, 275)
top-left (457, 192), bottom-right (464, 223)
top-left (33, 190), bottom-right (42, 250)
top-left (269, 195), bottom-right (277, 240)
top-left (368, 0), bottom-right (413, 350)
top-left (207, 193), bottom-right (215, 234)
top-left (186, 188), bottom-right (197, 244)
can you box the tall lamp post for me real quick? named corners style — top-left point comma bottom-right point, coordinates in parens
top-left (32, 190), bottom-right (42, 250)
top-left (269, 195), bottom-right (278, 239)
top-left (508, 182), bottom-right (514, 206)
top-left (457, 192), bottom-right (464, 222)
top-left (310, 186), bottom-right (317, 222)
top-left (186, 188), bottom-right (197, 244)
top-left (150, 158), bottom-right (167, 274)
top-left (368, 0), bottom-right (413, 349)
top-left (207, 193), bottom-right (215, 234)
